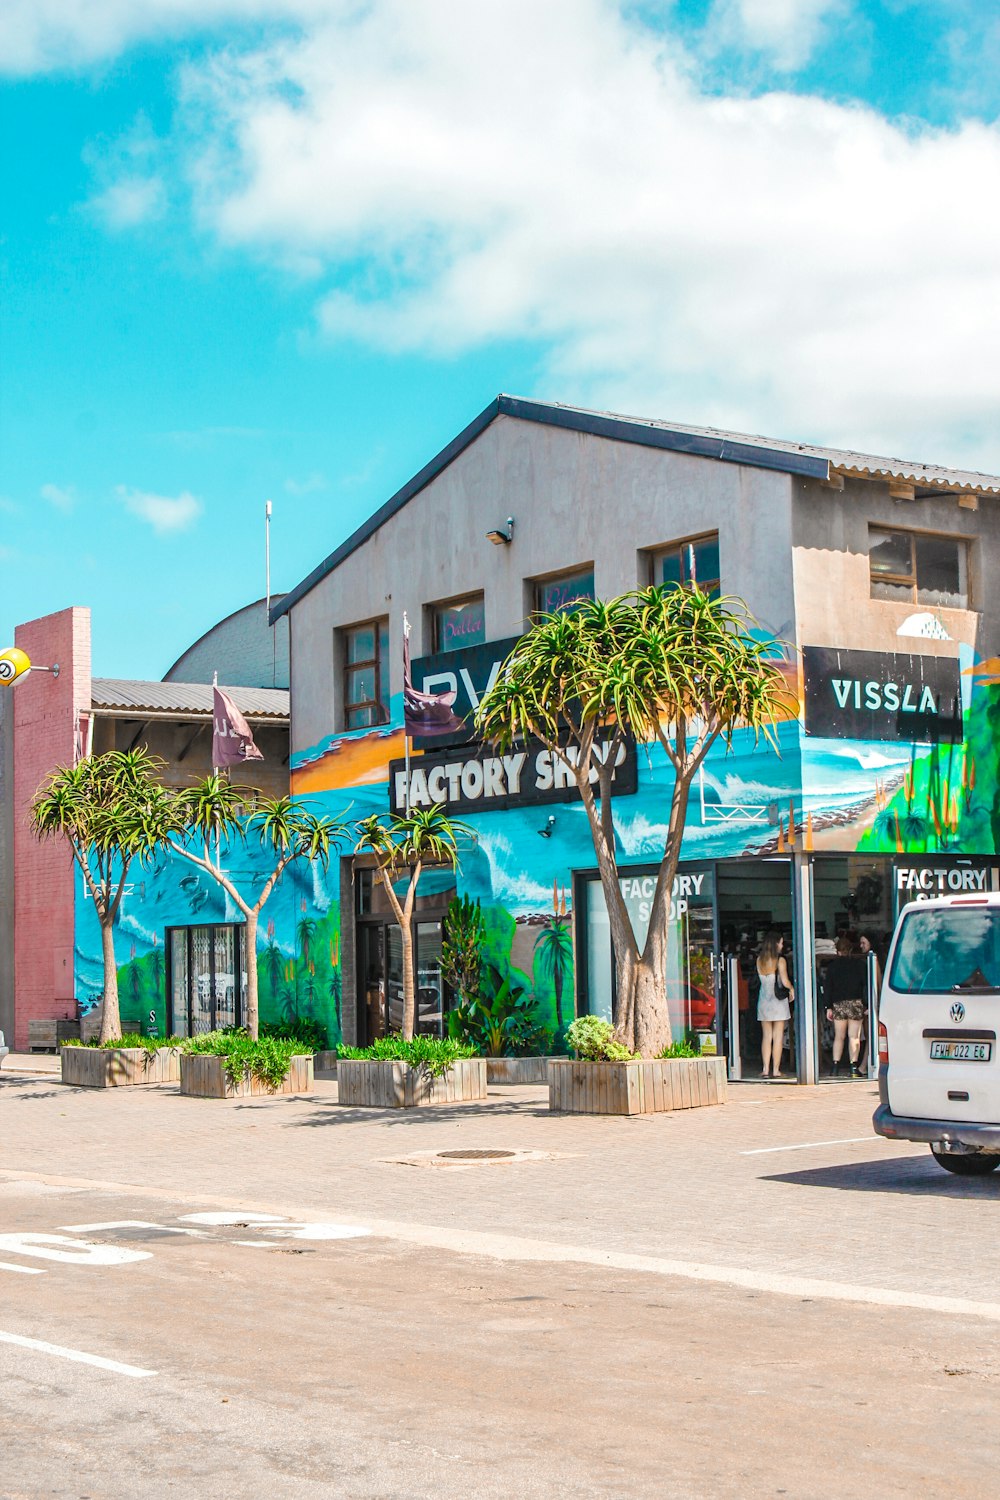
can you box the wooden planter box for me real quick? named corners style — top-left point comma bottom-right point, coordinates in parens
top-left (549, 1056), bottom-right (727, 1115)
top-left (486, 1056), bottom-right (561, 1085)
top-left (61, 1046), bottom-right (181, 1088)
top-left (179, 1053), bottom-right (314, 1099)
top-left (338, 1058), bottom-right (487, 1108)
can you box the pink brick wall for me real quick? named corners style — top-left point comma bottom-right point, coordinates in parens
top-left (13, 609), bottom-right (91, 1049)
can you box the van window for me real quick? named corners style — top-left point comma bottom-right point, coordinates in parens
top-left (889, 907), bottom-right (1000, 994)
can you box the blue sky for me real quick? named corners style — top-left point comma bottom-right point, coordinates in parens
top-left (2, 0), bottom-right (999, 678)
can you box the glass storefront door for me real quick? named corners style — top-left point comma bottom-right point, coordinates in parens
top-left (716, 860), bottom-right (794, 1081)
top-left (582, 865), bottom-right (718, 1044)
top-left (357, 918), bottom-right (449, 1043)
top-left (167, 923), bottom-right (247, 1036)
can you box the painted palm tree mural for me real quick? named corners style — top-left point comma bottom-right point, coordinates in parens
top-left (534, 885), bottom-right (573, 1035)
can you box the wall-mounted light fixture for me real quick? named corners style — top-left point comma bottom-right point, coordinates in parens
top-left (538, 814), bottom-right (556, 838)
top-left (486, 516), bottom-right (515, 546)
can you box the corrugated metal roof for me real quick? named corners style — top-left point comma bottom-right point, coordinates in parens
top-left (91, 679), bottom-right (289, 719)
top-left (271, 394), bottom-right (1000, 623)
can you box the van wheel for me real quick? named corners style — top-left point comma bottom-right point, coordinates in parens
top-left (930, 1148), bottom-right (1000, 1176)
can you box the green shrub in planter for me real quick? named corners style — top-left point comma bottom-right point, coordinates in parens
top-left (565, 1016), bottom-right (637, 1062)
top-left (184, 1030), bottom-right (305, 1091)
top-left (656, 1039), bottom-right (700, 1059)
top-left (338, 1035), bottom-right (475, 1078)
top-left (62, 1033), bottom-right (187, 1053)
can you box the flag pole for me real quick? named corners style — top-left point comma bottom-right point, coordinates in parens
top-left (402, 613), bottom-right (412, 815)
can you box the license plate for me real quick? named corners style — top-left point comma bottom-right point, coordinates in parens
top-left (929, 1040), bottom-right (992, 1061)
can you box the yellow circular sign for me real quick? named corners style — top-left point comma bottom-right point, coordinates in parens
top-left (0, 647), bottom-right (32, 687)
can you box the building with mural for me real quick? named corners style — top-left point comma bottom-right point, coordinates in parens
top-left (268, 395), bottom-right (1000, 1084)
top-left (0, 600), bottom-right (291, 1051)
top-left (5, 394), bottom-right (1000, 1085)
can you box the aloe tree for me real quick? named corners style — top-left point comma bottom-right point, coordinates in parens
top-left (354, 806), bottom-right (471, 1041)
top-left (31, 748), bottom-right (173, 1044)
top-left (477, 586), bottom-right (789, 1055)
top-left (165, 776), bottom-right (349, 1038)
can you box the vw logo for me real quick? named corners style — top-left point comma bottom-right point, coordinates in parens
top-left (950, 1001), bottom-right (966, 1023)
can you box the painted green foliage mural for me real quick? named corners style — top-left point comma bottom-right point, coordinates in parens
top-left (858, 683), bottom-right (999, 856)
top-left (115, 901), bottom-right (344, 1044)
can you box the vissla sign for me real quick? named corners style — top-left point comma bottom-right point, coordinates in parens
top-left (802, 646), bottom-right (962, 742)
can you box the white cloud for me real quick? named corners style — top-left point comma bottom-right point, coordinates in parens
top-left (40, 482), bottom-right (75, 512)
top-left (118, 486), bottom-right (202, 534)
top-left (0, 0), bottom-right (328, 75)
top-left (90, 175), bottom-right (166, 228)
top-left (9, 1), bottom-right (1000, 473)
top-left (283, 471), bottom-right (327, 494)
top-left (167, 0), bottom-right (1000, 470)
top-left (705, 0), bottom-right (849, 71)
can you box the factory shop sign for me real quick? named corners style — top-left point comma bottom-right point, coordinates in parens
top-left (802, 646), bottom-right (962, 743)
top-left (895, 860), bottom-right (998, 907)
top-left (389, 737), bottom-right (638, 815)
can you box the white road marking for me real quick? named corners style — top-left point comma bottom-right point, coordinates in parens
top-left (0, 1261), bottom-right (45, 1276)
top-left (178, 1212), bottom-right (288, 1226)
top-left (0, 1233), bottom-right (151, 1266)
top-left (740, 1136), bottom-right (877, 1156)
top-left (0, 1329), bottom-right (155, 1378)
top-left (261, 1222), bottom-right (370, 1241)
top-left (60, 1220), bottom-right (208, 1237)
top-left (354, 1215), bottom-right (1000, 1323)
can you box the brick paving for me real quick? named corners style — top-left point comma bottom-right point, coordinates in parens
top-left (1, 1068), bottom-right (996, 1307)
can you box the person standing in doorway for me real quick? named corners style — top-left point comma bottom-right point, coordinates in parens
top-left (756, 931), bottom-right (794, 1080)
top-left (824, 933), bottom-right (868, 1078)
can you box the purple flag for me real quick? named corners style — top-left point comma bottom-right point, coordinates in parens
top-left (403, 616), bottom-right (464, 738)
top-left (213, 685), bottom-right (264, 767)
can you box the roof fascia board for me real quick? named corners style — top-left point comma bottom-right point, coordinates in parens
top-left (270, 393), bottom-right (832, 622)
top-left (498, 396), bottom-right (831, 480)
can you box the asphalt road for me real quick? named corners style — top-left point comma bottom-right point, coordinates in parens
top-left (1, 1068), bottom-right (998, 1498)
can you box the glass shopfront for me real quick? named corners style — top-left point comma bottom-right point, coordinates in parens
top-left (354, 868), bottom-right (455, 1045)
top-left (166, 922), bottom-right (248, 1036)
top-left (577, 852), bottom-right (1000, 1085)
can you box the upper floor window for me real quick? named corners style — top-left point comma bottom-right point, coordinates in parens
top-left (869, 528), bottom-right (969, 610)
top-left (432, 594), bottom-right (486, 653)
top-left (652, 533), bottom-right (720, 599)
top-left (534, 567), bottom-right (595, 616)
top-left (342, 618), bottom-right (390, 730)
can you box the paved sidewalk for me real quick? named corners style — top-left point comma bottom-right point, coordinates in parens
top-left (1, 1075), bottom-right (998, 1499)
top-left (1, 1070), bottom-right (996, 1310)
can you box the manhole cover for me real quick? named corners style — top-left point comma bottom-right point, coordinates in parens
top-left (436, 1149), bottom-right (517, 1160)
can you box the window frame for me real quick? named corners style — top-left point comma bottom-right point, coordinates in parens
top-left (868, 526), bottom-right (970, 610)
top-left (341, 617), bottom-right (390, 731)
top-left (531, 565), bottom-right (596, 618)
top-left (429, 592), bottom-right (487, 654)
top-left (649, 531), bottom-right (721, 598)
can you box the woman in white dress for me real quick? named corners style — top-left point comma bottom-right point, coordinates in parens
top-left (756, 930), bottom-right (794, 1080)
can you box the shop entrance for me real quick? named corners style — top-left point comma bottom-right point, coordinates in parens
top-left (811, 856), bottom-right (891, 1081)
top-left (354, 868), bottom-right (455, 1046)
top-left (167, 922), bottom-right (247, 1036)
top-left (716, 860), bottom-right (794, 1081)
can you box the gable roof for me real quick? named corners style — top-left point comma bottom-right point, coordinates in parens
top-left (270, 393), bottom-right (1000, 622)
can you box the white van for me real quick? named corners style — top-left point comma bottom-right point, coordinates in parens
top-left (874, 891), bottom-right (1000, 1175)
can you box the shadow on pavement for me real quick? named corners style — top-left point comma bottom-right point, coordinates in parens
top-left (764, 1153), bottom-right (1000, 1198)
top-left (286, 1098), bottom-right (553, 1128)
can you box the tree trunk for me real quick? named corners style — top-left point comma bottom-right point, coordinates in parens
top-left (617, 770), bottom-right (696, 1056)
top-left (400, 920), bottom-right (416, 1041)
top-left (553, 969), bottom-right (564, 1031)
top-left (245, 910), bottom-right (260, 1039)
top-left (98, 919), bottom-right (122, 1045)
